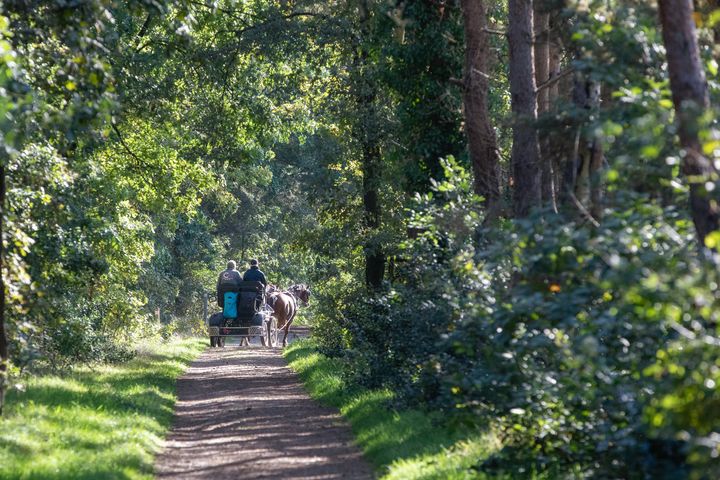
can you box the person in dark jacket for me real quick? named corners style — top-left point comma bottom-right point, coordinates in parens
top-left (243, 259), bottom-right (267, 287)
top-left (216, 260), bottom-right (243, 306)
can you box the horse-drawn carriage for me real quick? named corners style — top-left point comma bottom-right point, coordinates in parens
top-left (207, 281), bottom-right (279, 348)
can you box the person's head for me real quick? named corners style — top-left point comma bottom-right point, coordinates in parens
top-left (250, 259), bottom-right (259, 267)
top-left (227, 260), bottom-right (237, 270)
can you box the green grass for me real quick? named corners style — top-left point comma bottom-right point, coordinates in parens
top-left (0, 336), bottom-right (206, 480)
top-left (284, 339), bottom-right (500, 479)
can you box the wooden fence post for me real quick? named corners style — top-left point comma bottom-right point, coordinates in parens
top-left (203, 292), bottom-right (209, 326)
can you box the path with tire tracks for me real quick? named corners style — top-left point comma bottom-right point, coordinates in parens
top-left (154, 335), bottom-right (373, 479)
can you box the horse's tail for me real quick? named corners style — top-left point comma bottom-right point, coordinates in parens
top-left (286, 294), bottom-right (298, 328)
top-left (275, 293), bottom-right (297, 331)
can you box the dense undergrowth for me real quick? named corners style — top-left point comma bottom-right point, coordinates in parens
top-left (0, 336), bottom-right (205, 479)
top-left (311, 160), bottom-right (720, 479)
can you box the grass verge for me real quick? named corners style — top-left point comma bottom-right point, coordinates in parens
top-left (284, 339), bottom-right (499, 479)
top-left (0, 336), bottom-right (206, 480)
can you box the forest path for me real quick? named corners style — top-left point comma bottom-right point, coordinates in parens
top-left (154, 339), bottom-right (373, 480)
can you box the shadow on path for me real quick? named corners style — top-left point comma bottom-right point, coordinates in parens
top-left (154, 346), bottom-right (372, 480)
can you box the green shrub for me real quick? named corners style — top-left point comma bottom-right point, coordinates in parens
top-left (315, 159), bottom-right (720, 477)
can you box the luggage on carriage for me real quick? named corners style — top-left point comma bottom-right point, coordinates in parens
top-left (223, 291), bottom-right (239, 318)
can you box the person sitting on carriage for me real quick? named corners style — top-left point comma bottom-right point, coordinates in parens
top-left (242, 259), bottom-right (267, 288)
top-left (216, 260), bottom-right (243, 307)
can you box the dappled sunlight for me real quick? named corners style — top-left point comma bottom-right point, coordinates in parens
top-left (2, 0), bottom-right (720, 477)
top-left (0, 338), bottom-right (206, 479)
top-left (285, 339), bottom-right (498, 478)
top-left (155, 344), bottom-right (371, 479)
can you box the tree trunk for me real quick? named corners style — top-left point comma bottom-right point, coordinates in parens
top-left (659, 0), bottom-right (720, 244)
top-left (534, 5), bottom-right (556, 211)
top-left (508, 0), bottom-right (541, 217)
top-left (534, 9), bottom-right (549, 116)
top-left (461, 0), bottom-right (501, 209)
top-left (548, 15), bottom-right (563, 202)
top-left (240, 231), bottom-right (245, 264)
top-left (566, 73), bottom-right (601, 208)
top-left (0, 162), bottom-right (6, 416)
top-left (362, 141), bottom-right (385, 288)
top-left (589, 84), bottom-right (612, 221)
top-left (357, 0), bottom-right (385, 288)
top-left (557, 50), bottom-right (606, 225)
top-left (548, 16), bottom-right (561, 104)
top-left (588, 137), bottom-right (604, 221)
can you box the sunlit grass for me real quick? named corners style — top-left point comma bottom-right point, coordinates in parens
top-left (284, 339), bottom-right (500, 479)
top-left (0, 337), bottom-right (206, 480)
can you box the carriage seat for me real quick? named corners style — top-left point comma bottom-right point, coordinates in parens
top-left (235, 281), bottom-right (266, 318)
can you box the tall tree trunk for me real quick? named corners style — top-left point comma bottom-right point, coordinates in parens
top-left (362, 141), bottom-right (385, 288)
top-left (534, 5), bottom-right (556, 211)
top-left (548, 16), bottom-right (561, 104)
top-left (659, 0), bottom-right (720, 244)
top-left (534, 9), bottom-right (549, 116)
top-left (0, 162), bottom-right (6, 416)
top-left (548, 15), bottom-right (563, 202)
top-left (589, 85), bottom-right (612, 221)
top-left (357, 0), bottom-right (385, 288)
top-left (508, 0), bottom-right (541, 217)
top-left (588, 139), bottom-right (604, 220)
top-left (461, 0), bottom-right (501, 209)
top-left (563, 73), bottom-right (601, 209)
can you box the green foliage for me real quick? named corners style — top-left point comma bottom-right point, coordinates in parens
top-left (318, 157), bottom-right (485, 393)
top-left (314, 157), bottom-right (718, 477)
top-left (40, 298), bottom-right (136, 369)
top-left (324, 5), bottom-right (720, 477)
top-left (376, 2), bottom-right (466, 191)
top-left (427, 204), bottom-right (698, 478)
top-left (4, 1), bottom-right (720, 478)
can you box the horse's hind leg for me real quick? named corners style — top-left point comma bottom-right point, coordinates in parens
top-left (282, 326), bottom-right (290, 347)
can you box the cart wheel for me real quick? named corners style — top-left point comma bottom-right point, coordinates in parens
top-left (219, 337), bottom-right (226, 348)
top-left (261, 332), bottom-right (268, 347)
top-left (266, 317), bottom-right (278, 348)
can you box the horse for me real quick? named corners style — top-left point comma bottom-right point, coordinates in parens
top-left (267, 283), bottom-right (311, 347)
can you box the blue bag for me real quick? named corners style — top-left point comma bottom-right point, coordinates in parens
top-left (223, 292), bottom-right (238, 318)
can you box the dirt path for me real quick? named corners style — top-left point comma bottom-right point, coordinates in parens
top-left (154, 342), bottom-right (373, 480)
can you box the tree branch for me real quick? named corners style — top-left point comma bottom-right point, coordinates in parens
top-left (569, 192), bottom-right (600, 228)
top-left (110, 122), bottom-right (153, 186)
top-left (448, 77), bottom-right (465, 88)
top-left (232, 10), bottom-right (330, 37)
top-left (137, 13), bottom-right (154, 39)
top-left (112, 123), bottom-right (141, 163)
top-left (483, 27), bottom-right (506, 36)
top-left (535, 67), bottom-right (574, 94)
